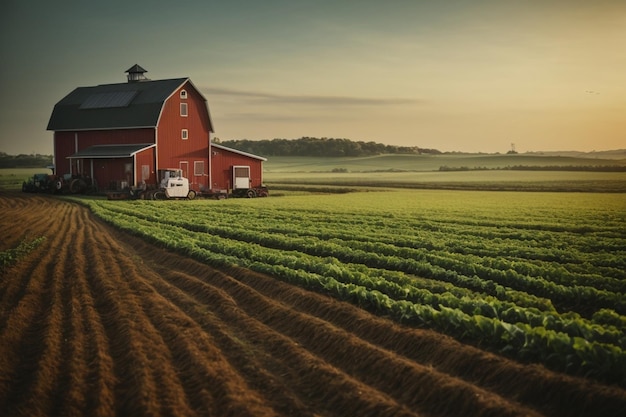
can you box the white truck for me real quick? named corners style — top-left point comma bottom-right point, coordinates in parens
top-left (150, 169), bottom-right (196, 200)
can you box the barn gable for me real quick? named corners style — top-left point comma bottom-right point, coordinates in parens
top-left (47, 77), bottom-right (214, 132)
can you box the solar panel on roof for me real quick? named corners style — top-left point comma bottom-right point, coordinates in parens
top-left (79, 91), bottom-right (138, 109)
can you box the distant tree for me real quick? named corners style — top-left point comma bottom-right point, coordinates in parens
top-left (219, 137), bottom-right (430, 157)
top-left (0, 153), bottom-right (53, 168)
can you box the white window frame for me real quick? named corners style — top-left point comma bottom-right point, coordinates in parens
top-left (180, 89), bottom-right (187, 99)
top-left (181, 129), bottom-right (188, 140)
top-left (194, 161), bottom-right (204, 176)
top-left (180, 102), bottom-right (188, 117)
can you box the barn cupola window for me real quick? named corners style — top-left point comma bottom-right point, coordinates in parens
top-left (180, 89), bottom-right (187, 99)
top-left (125, 64), bottom-right (149, 83)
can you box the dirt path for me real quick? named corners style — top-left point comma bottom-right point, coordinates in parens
top-left (1, 192), bottom-right (625, 417)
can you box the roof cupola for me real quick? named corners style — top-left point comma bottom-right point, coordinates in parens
top-left (125, 64), bottom-right (149, 83)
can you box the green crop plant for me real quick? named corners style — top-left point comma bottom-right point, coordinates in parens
top-left (76, 189), bottom-right (626, 386)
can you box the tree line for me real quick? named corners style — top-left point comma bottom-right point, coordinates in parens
top-left (439, 165), bottom-right (626, 172)
top-left (218, 137), bottom-right (440, 157)
top-left (0, 152), bottom-right (53, 168)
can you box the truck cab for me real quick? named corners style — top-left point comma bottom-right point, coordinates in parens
top-left (157, 169), bottom-right (195, 199)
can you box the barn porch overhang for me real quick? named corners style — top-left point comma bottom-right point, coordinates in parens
top-left (66, 143), bottom-right (156, 159)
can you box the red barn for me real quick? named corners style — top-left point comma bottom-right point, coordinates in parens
top-left (47, 65), bottom-right (266, 196)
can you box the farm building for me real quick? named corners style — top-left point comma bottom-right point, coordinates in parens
top-left (47, 64), bottom-right (266, 196)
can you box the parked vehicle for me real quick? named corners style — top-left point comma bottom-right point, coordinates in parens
top-left (22, 173), bottom-right (95, 194)
top-left (104, 168), bottom-right (268, 200)
top-left (150, 169), bottom-right (196, 200)
top-left (22, 173), bottom-right (55, 193)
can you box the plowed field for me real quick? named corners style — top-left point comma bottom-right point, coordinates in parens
top-left (1, 192), bottom-right (625, 417)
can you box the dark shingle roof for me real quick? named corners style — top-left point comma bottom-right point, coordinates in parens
top-left (47, 78), bottom-right (189, 131)
top-left (68, 144), bottom-right (155, 159)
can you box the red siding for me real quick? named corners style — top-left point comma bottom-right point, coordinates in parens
top-left (53, 131), bottom-right (75, 175)
top-left (93, 158), bottom-right (133, 190)
top-left (135, 147), bottom-right (156, 186)
top-left (156, 81), bottom-right (210, 190)
top-left (210, 147), bottom-right (264, 190)
top-left (53, 128), bottom-right (155, 176)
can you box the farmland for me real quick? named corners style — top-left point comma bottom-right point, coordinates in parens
top-left (1, 188), bottom-right (626, 416)
top-left (263, 154), bottom-right (626, 192)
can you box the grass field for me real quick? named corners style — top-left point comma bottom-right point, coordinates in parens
top-left (0, 168), bottom-right (50, 190)
top-left (3, 152), bottom-right (625, 192)
top-left (263, 154), bottom-right (626, 192)
top-left (263, 153), bottom-right (626, 172)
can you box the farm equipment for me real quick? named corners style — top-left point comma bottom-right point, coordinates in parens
top-left (22, 173), bottom-right (55, 193)
top-left (106, 169), bottom-right (196, 200)
top-left (149, 169), bottom-right (197, 200)
top-left (231, 185), bottom-right (269, 198)
top-left (22, 173), bottom-right (95, 194)
top-left (104, 168), bottom-right (268, 200)
top-left (53, 174), bottom-right (96, 194)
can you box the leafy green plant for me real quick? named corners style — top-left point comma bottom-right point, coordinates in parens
top-left (77, 189), bottom-right (626, 386)
top-left (0, 236), bottom-right (46, 274)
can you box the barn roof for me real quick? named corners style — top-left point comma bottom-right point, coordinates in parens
top-left (47, 78), bottom-right (214, 132)
top-left (211, 143), bottom-right (267, 161)
top-left (67, 143), bottom-right (156, 159)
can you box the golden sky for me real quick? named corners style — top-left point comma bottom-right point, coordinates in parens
top-left (1, 0), bottom-right (624, 154)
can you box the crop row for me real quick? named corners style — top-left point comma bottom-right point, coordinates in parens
top-left (94, 202), bottom-right (626, 315)
top-left (80, 199), bottom-right (626, 385)
top-left (0, 236), bottom-right (46, 274)
top-left (159, 202), bottom-right (626, 282)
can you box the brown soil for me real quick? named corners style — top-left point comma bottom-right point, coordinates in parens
top-left (1, 191), bottom-right (625, 417)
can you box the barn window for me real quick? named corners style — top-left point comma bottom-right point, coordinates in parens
top-left (194, 161), bottom-right (204, 176)
top-left (180, 103), bottom-right (188, 117)
top-left (181, 129), bottom-right (188, 140)
top-left (180, 89), bottom-right (187, 99)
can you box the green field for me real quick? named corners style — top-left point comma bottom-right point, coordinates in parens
top-left (72, 189), bottom-right (626, 386)
top-left (264, 153), bottom-right (626, 172)
top-left (0, 168), bottom-right (50, 190)
top-left (3, 152), bottom-right (625, 192)
top-left (263, 154), bottom-right (626, 192)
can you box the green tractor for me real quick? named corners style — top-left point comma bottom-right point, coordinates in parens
top-left (22, 173), bottom-right (96, 194)
top-left (22, 173), bottom-right (56, 193)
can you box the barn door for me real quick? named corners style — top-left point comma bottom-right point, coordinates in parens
top-left (233, 166), bottom-right (251, 190)
top-left (179, 161), bottom-right (189, 179)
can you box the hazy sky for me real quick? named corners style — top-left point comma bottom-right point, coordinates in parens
top-left (1, 0), bottom-right (625, 154)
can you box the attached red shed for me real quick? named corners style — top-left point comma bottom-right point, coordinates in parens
top-left (210, 143), bottom-right (267, 196)
top-left (46, 65), bottom-right (266, 196)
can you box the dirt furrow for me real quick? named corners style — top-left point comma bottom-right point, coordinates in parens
top-left (122, 278), bottom-right (279, 417)
top-left (0, 198), bottom-right (72, 325)
top-left (229, 267), bottom-right (626, 417)
top-left (0, 193), bottom-right (59, 250)
top-left (146, 270), bottom-right (317, 417)
top-left (46, 207), bottom-right (102, 417)
top-left (152, 268), bottom-right (420, 417)
top-left (0, 203), bottom-right (76, 416)
top-left (156, 261), bottom-right (536, 417)
top-left (99, 251), bottom-right (271, 415)
top-left (83, 233), bottom-right (186, 416)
